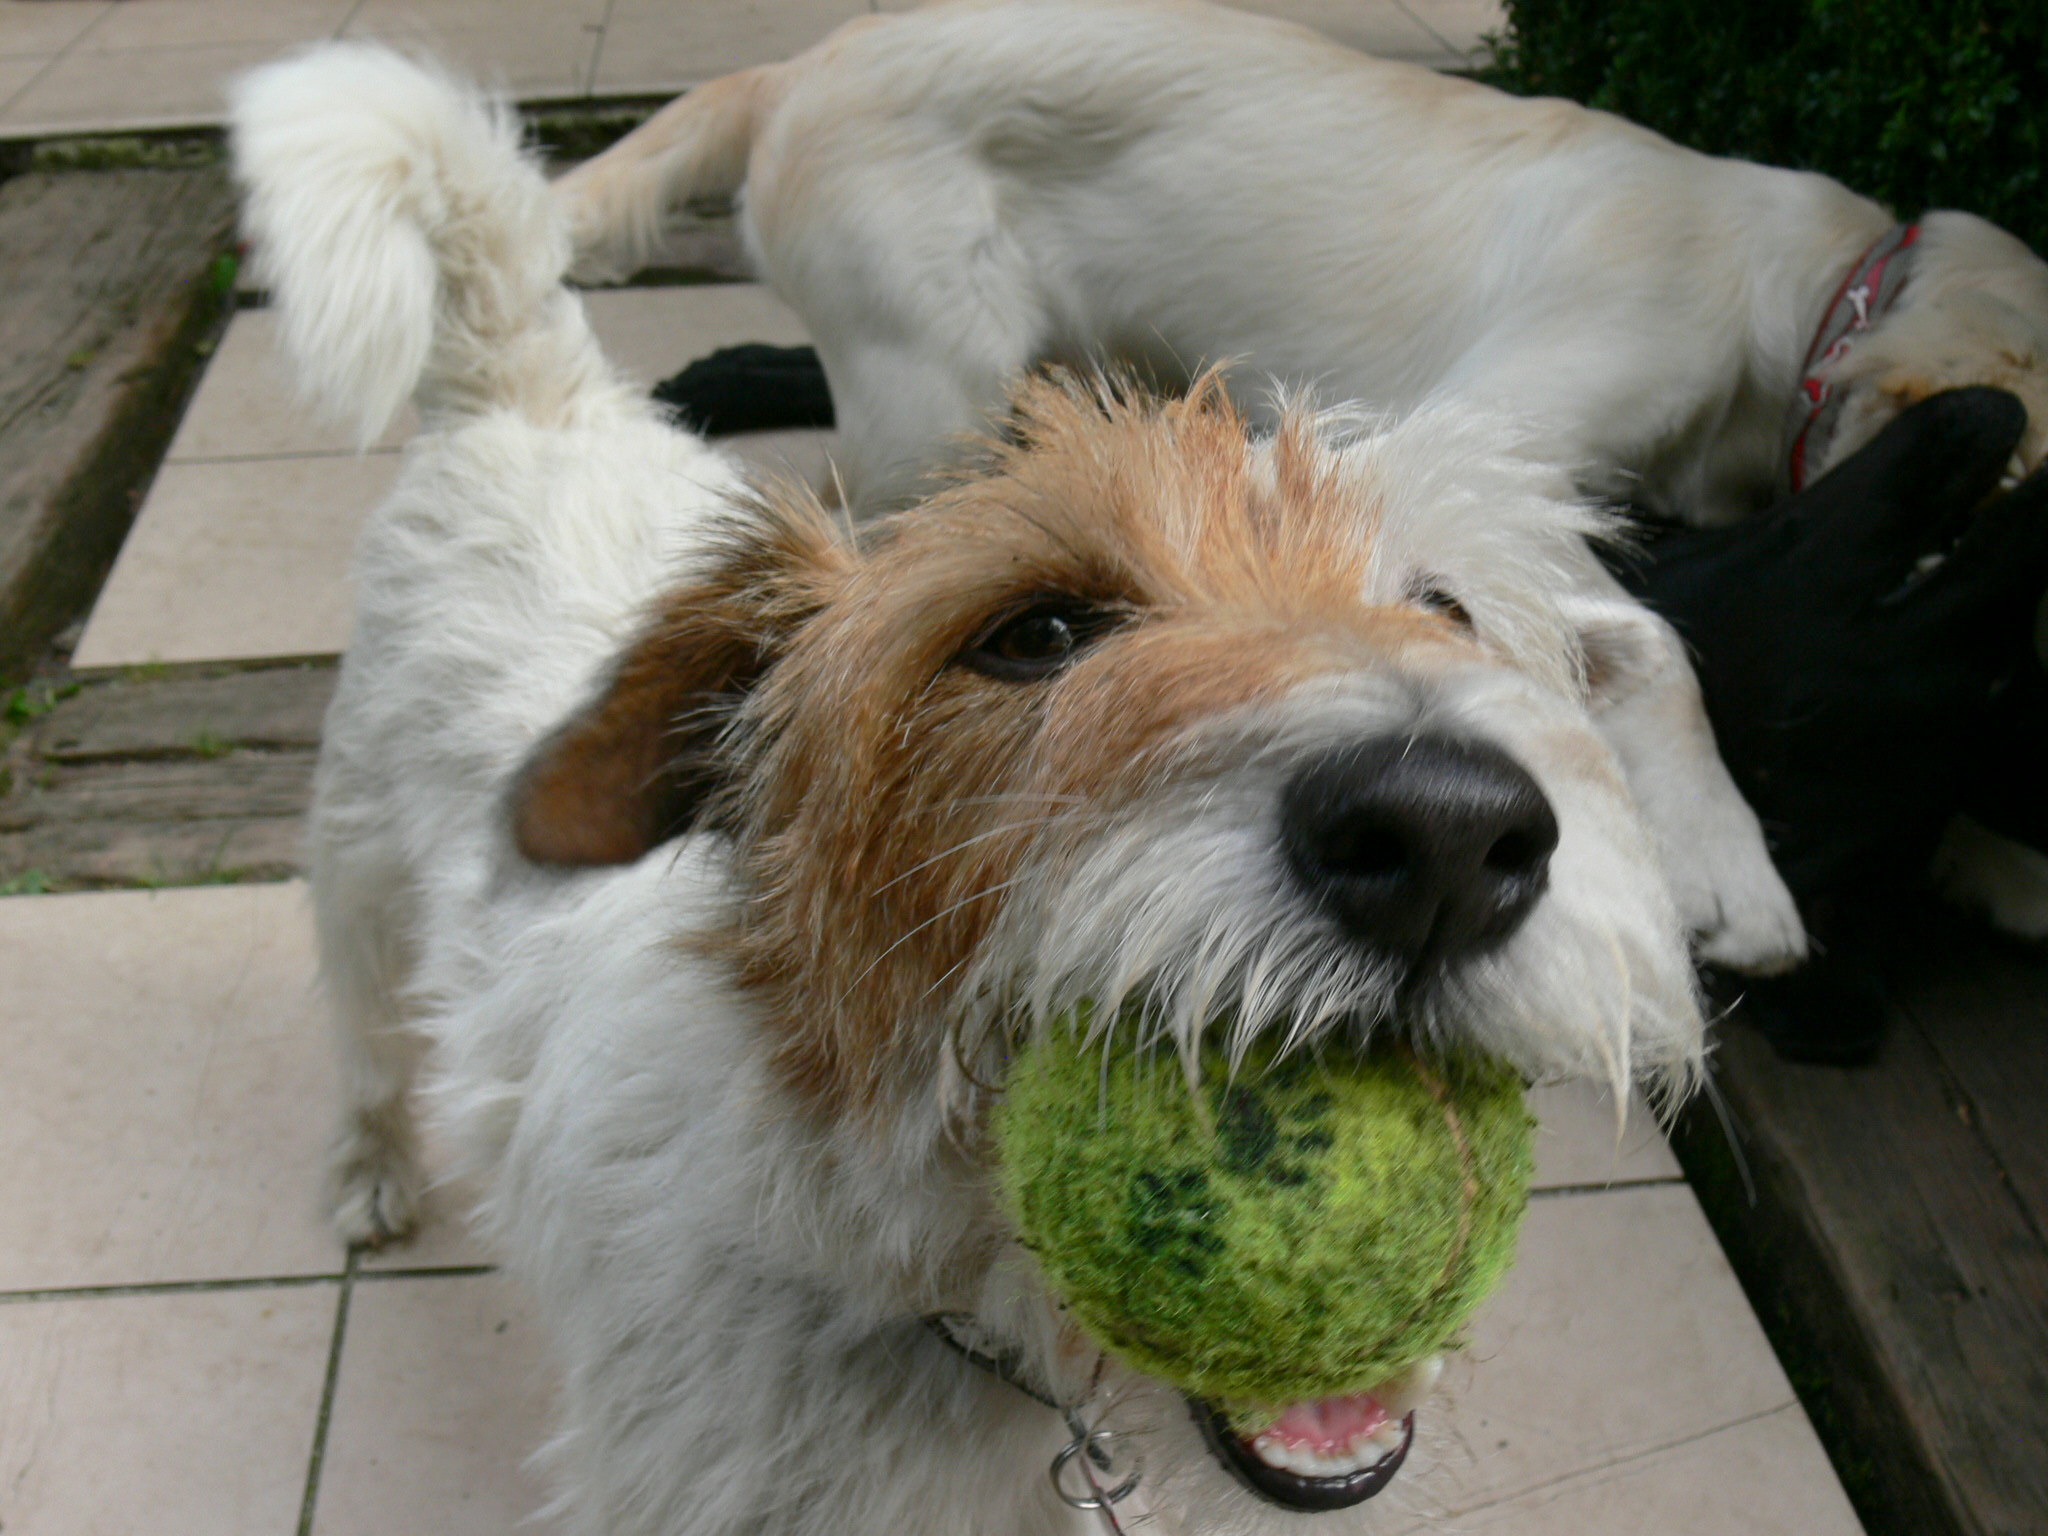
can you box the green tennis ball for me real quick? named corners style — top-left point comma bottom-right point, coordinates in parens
top-left (993, 1012), bottom-right (1534, 1416)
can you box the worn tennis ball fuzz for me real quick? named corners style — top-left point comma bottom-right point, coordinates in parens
top-left (994, 1019), bottom-right (1535, 1411)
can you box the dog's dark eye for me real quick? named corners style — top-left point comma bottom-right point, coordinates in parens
top-left (961, 600), bottom-right (1120, 680)
top-left (1413, 582), bottom-right (1473, 629)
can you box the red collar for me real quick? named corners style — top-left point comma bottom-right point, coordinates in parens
top-left (1786, 222), bottom-right (1921, 491)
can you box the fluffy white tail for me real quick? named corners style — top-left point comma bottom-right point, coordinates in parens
top-left (231, 44), bottom-right (600, 442)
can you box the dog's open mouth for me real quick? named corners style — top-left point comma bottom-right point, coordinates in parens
top-left (1189, 1354), bottom-right (1441, 1510)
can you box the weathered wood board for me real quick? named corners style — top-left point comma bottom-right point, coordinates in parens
top-left (0, 166), bottom-right (237, 682)
top-left (0, 663), bottom-right (331, 889)
top-left (1674, 915), bottom-right (2048, 1536)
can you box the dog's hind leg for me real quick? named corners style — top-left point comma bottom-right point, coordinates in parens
top-left (315, 844), bottom-right (425, 1248)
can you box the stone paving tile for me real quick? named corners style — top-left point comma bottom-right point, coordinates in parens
top-left (77, 284), bottom-right (833, 667)
top-left (73, 451), bottom-right (398, 668)
top-left (82, 0), bottom-right (354, 52)
top-left (1410, 1184), bottom-right (1813, 1519)
top-left (0, 2), bottom-right (112, 60)
top-left (314, 1272), bottom-right (557, 1535)
top-left (1391, 1405), bottom-right (1864, 1536)
top-left (1527, 1080), bottom-right (1681, 1188)
top-left (344, 0), bottom-right (610, 100)
top-left (0, 882), bottom-right (341, 1290)
top-left (167, 309), bottom-right (416, 463)
top-left (0, 53), bottom-right (47, 106)
top-left (0, 37), bottom-right (285, 135)
top-left (0, 1284), bottom-right (336, 1536)
top-left (591, 0), bottom-right (869, 95)
top-left (1212, 0), bottom-right (1455, 62)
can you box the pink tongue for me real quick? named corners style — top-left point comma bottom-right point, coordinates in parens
top-left (1261, 1393), bottom-right (1390, 1453)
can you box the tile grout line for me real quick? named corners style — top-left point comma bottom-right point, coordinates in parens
top-left (0, 1262), bottom-right (494, 1304)
top-left (355, 1262), bottom-right (499, 1282)
top-left (582, 0), bottom-right (620, 98)
top-left (166, 447), bottom-right (406, 467)
top-left (1529, 1174), bottom-right (1687, 1200)
top-left (0, 1270), bottom-right (342, 1304)
top-left (295, 1247), bottom-right (360, 1536)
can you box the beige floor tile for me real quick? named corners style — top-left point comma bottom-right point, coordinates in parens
top-left (1396, 1405), bottom-right (1864, 1536)
top-left (345, 0), bottom-right (606, 97)
top-left (1398, 0), bottom-right (1507, 57)
top-left (1528, 1080), bottom-right (1681, 1189)
top-left (0, 38), bottom-right (282, 132)
top-left (81, 0), bottom-right (354, 52)
top-left (74, 452), bottom-right (394, 667)
top-left (865, 0), bottom-right (1460, 63)
top-left (1402, 1185), bottom-right (1799, 1516)
top-left (582, 283), bottom-right (812, 390)
top-left (0, 53), bottom-right (51, 105)
top-left (591, 0), bottom-right (868, 93)
top-left (168, 310), bottom-right (413, 463)
top-left (316, 1272), bottom-right (557, 1534)
top-left (89, 284), bottom-right (821, 667)
top-left (1219, 0), bottom-right (1455, 61)
top-left (0, 1), bottom-right (111, 59)
top-left (0, 1284), bottom-right (335, 1536)
top-left (581, 285), bottom-right (844, 496)
top-left (0, 883), bottom-right (344, 1290)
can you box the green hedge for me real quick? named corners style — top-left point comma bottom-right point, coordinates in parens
top-left (1485, 0), bottom-right (2047, 257)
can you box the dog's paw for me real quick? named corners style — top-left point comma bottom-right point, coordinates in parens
top-left (328, 1126), bottom-right (420, 1249)
top-left (1675, 859), bottom-right (1808, 976)
top-left (1932, 816), bottom-right (2048, 941)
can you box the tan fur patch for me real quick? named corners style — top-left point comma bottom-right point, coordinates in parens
top-left (529, 377), bottom-right (1487, 1119)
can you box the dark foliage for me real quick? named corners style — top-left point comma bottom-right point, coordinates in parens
top-left (1486, 0), bottom-right (2047, 255)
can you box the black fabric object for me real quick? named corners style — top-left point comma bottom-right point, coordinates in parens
top-left (1615, 387), bottom-right (2048, 903)
top-left (651, 343), bottom-right (835, 436)
top-left (1610, 387), bottom-right (2048, 1063)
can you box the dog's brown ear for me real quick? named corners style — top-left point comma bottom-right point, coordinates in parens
top-left (512, 509), bottom-right (844, 866)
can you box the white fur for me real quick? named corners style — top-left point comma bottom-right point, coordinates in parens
top-left (237, 45), bottom-right (1705, 1536)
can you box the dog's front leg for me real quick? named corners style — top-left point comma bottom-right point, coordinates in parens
top-left (1570, 580), bottom-right (1807, 974)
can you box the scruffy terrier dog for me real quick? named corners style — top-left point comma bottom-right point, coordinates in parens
top-left (235, 47), bottom-right (1702, 1535)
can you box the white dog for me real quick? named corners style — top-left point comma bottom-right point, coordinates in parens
top-left (561, 0), bottom-right (2048, 522)
top-left (237, 46), bottom-right (1706, 1536)
top-left (558, 0), bottom-right (2048, 952)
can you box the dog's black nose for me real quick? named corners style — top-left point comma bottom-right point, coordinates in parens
top-left (1281, 735), bottom-right (1558, 965)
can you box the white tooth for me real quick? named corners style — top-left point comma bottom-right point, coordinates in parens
top-left (1369, 1421), bottom-right (1407, 1453)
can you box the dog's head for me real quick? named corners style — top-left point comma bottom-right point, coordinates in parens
top-left (513, 377), bottom-right (1701, 1521)
top-left (1818, 212), bottom-right (2048, 484)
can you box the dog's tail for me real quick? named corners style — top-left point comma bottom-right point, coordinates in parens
top-left (552, 64), bottom-right (784, 283)
top-left (231, 44), bottom-right (604, 444)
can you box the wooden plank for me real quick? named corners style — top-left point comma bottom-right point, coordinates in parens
top-left (0, 166), bottom-right (236, 683)
top-left (1887, 913), bottom-right (2048, 1237)
top-left (0, 664), bottom-right (323, 889)
top-left (38, 665), bottom-right (334, 762)
top-left (0, 815), bottom-right (303, 888)
top-left (1673, 974), bottom-right (2048, 1536)
top-left (10, 753), bottom-right (315, 825)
